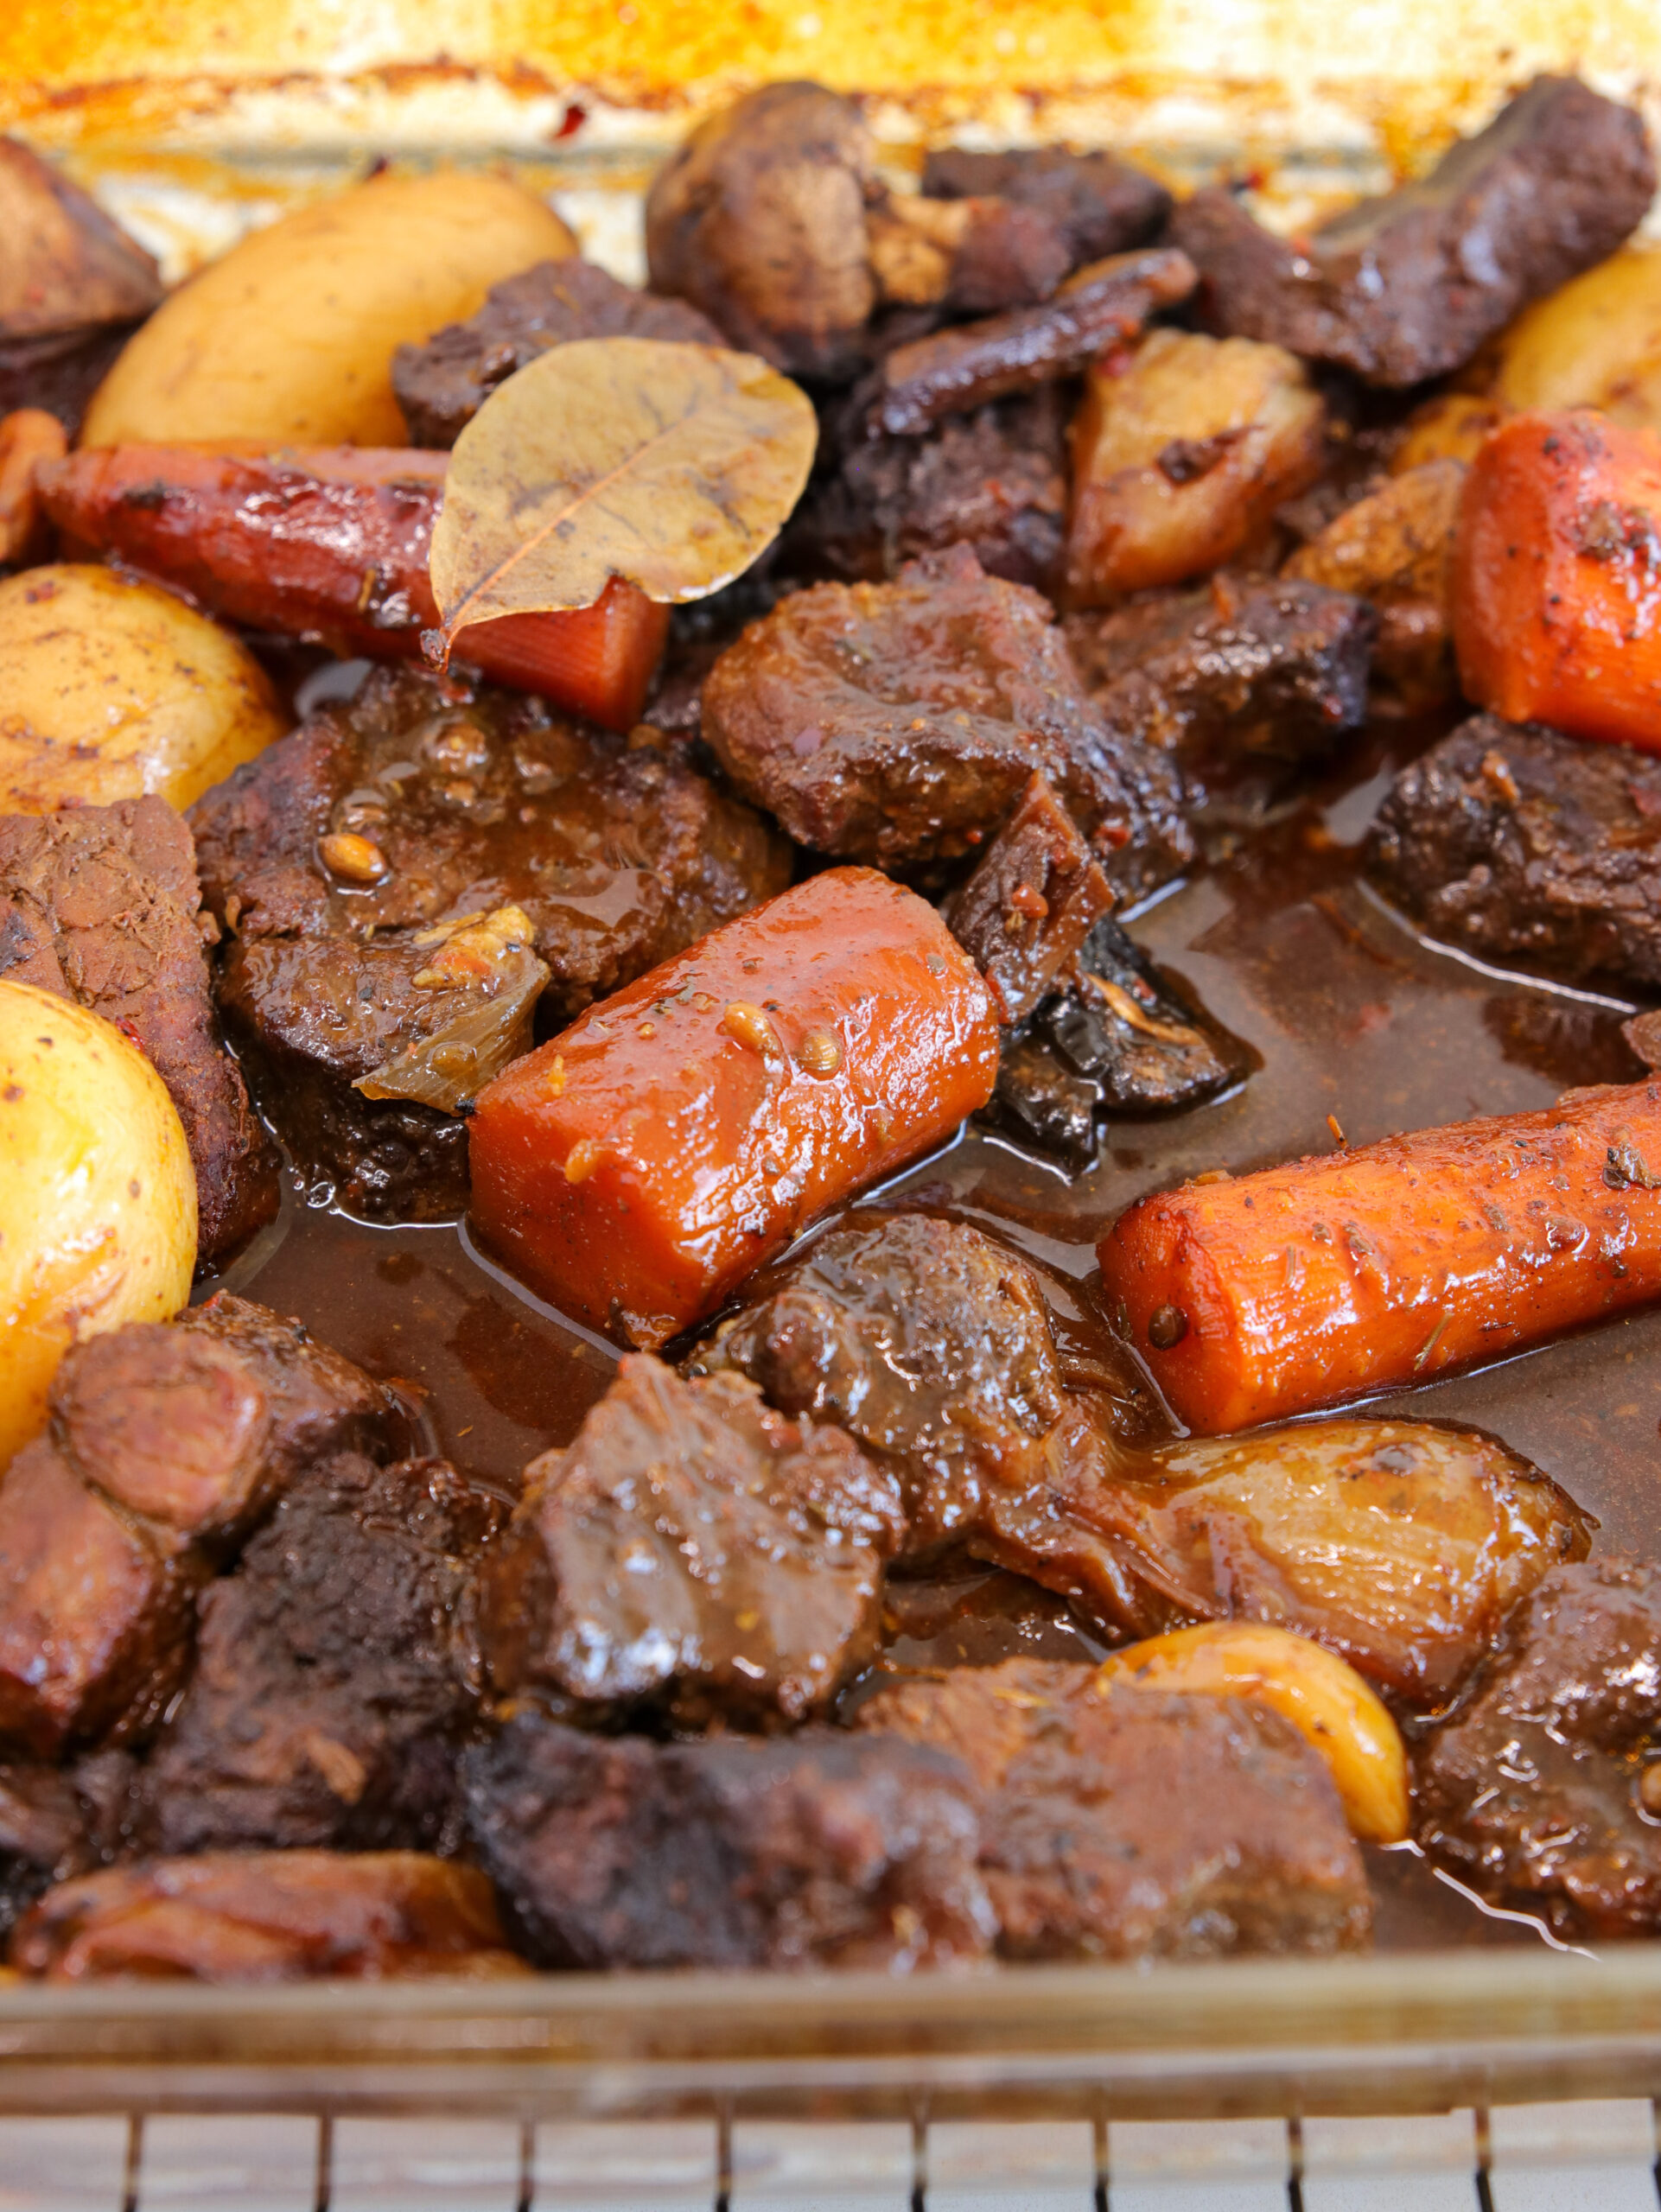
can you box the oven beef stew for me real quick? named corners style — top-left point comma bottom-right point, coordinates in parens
top-left (7, 73), bottom-right (1661, 1978)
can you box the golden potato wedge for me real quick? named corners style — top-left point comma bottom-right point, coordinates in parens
top-left (1096, 1620), bottom-right (1409, 1844)
top-left (1284, 458), bottom-right (1466, 705)
top-left (1066, 327), bottom-right (1325, 603)
top-left (0, 564), bottom-right (286, 814)
top-left (0, 980), bottom-right (196, 1470)
top-left (1392, 391), bottom-right (1510, 474)
top-left (81, 168), bottom-right (576, 449)
top-left (1492, 243), bottom-right (1661, 429)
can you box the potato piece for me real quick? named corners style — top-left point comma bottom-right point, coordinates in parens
top-left (0, 980), bottom-right (196, 1470)
top-left (1392, 391), bottom-right (1510, 474)
top-left (1095, 1622), bottom-right (1409, 1844)
top-left (1493, 243), bottom-right (1661, 429)
top-left (1066, 328), bottom-right (1325, 603)
top-left (0, 565), bottom-right (286, 814)
top-left (81, 169), bottom-right (576, 449)
top-left (1283, 458), bottom-right (1465, 706)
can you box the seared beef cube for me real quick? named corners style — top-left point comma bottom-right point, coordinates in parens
top-left (140, 1453), bottom-right (497, 1857)
top-left (866, 188), bottom-right (1071, 316)
top-left (0, 1443), bottom-right (196, 1758)
top-left (0, 798), bottom-right (279, 1262)
top-left (1039, 915), bottom-right (1245, 1113)
top-left (1415, 1560), bottom-right (1661, 1936)
top-left (945, 773), bottom-right (1114, 1025)
top-left (393, 259), bottom-right (723, 448)
top-left (922, 147), bottom-right (1172, 268)
top-left (1062, 575), bottom-right (1376, 773)
top-left (50, 1291), bottom-right (398, 1541)
top-left (486, 1357), bottom-right (903, 1727)
top-left (1172, 76), bottom-right (1655, 388)
top-left (806, 390), bottom-right (1069, 594)
top-left (985, 1037), bottom-right (1102, 1170)
top-left (866, 247), bottom-right (1197, 439)
top-left (464, 1714), bottom-right (993, 1970)
top-left (701, 546), bottom-right (1193, 893)
top-left (0, 1765), bottom-right (94, 1940)
top-left (693, 1212), bottom-right (1096, 1552)
top-left (857, 1659), bottom-right (1370, 1958)
top-left (1369, 716), bottom-right (1661, 990)
top-left (190, 664), bottom-right (788, 1217)
top-left (10, 1850), bottom-right (525, 1981)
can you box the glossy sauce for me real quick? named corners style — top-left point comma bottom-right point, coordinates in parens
top-left (206, 705), bottom-right (1661, 1952)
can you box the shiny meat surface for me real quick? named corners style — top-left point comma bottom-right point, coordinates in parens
top-left (1370, 715), bottom-right (1661, 990)
top-left (393, 258), bottom-right (722, 448)
top-left (945, 772), bottom-right (1115, 1026)
top-left (464, 1713), bottom-right (992, 1970)
top-left (0, 797), bottom-right (279, 1261)
top-left (139, 1452), bottom-right (499, 1856)
top-left (10, 1851), bottom-right (524, 1981)
top-left (920, 146), bottom-right (1172, 267)
top-left (1416, 1559), bottom-right (1661, 1935)
top-left (856, 1659), bottom-right (1371, 1958)
top-left (191, 663), bottom-right (787, 1217)
top-left (1171, 76), bottom-right (1655, 387)
top-left (1061, 575), bottom-right (1377, 777)
top-left (0, 1296), bottom-right (398, 1760)
top-left (700, 546), bottom-right (1193, 890)
top-left (483, 1356), bottom-right (904, 1726)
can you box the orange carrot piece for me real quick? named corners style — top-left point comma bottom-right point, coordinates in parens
top-left (0, 408), bottom-right (67, 565)
top-left (1098, 1080), bottom-right (1661, 1434)
top-left (35, 444), bottom-right (666, 730)
top-left (1452, 407), bottom-right (1661, 749)
top-left (468, 867), bottom-right (1000, 1347)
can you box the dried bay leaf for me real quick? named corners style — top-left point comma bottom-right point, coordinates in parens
top-left (428, 335), bottom-right (817, 656)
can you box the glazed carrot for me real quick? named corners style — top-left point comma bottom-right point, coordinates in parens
top-left (1098, 1079), bottom-right (1661, 1433)
top-left (35, 445), bottom-right (669, 731)
top-left (1452, 407), bottom-right (1661, 749)
top-left (0, 409), bottom-right (67, 565)
top-left (468, 868), bottom-right (999, 1347)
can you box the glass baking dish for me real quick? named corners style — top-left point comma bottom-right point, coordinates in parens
top-left (6, 0), bottom-right (1661, 2126)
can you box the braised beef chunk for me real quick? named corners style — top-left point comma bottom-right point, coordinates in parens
top-left (0, 1300), bottom-right (400, 1762)
top-left (51, 1292), bottom-right (398, 1541)
top-left (190, 664), bottom-right (787, 1216)
top-left (867, 246), bottom-right (1198, 437)
top-left (922, 148), bottom-right (1172, 268)
top-left (0, 1765), bottom-right (95, 1939)
top-left (392, 259), bottom-right (723, 448)
top-left (10, 1851), bottom-right (525, 1981)
top-left (1369, 715), bottom-right (1661, 990)
top-left (0, 798), bottom-right (279, 1262)
top-left (1172, 76), bottom-right (1655, 388)
top-left (857, 1661), bottom-right (1371, 1958)
top-left (464, 1713), bottom-right (992, 1970)
top-left (805, 389), bottom-right (1069, 593)
top-left (1061, 575), bottom-right (1377, 775)
top-left (140, 1453), bottom-right (498, 1858)
top-left (0, 1446), bottom-right (196, 1759)
top-left (485, 1357), bottom-right (903, 1727)
top-left (690, 1212), bottom-right (1154, 1550)
top-left (989, 915), bottom-right (1245, 1168)
top-left (945, 773), bottom-right (1115, 1025)
top-left (701, 546), bottom-right (1193, 892)
top-left (1415, 1560), bottom-right (1661, 1936)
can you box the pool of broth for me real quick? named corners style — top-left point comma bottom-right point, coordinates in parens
top-left (209, 702), bottom-right (1661, 1954)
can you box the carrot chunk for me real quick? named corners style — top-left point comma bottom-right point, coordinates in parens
top-left (1098, 1080), bottom-right (1661, 1433)
top-left (35, 444), bottom-right (666, 730)
top-left (1452, 407), bottom-right (1661, 748)
top-left (468, 868), bottom-right (999, 1347)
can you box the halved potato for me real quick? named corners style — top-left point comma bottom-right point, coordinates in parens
top-left (0, 564), bottom-right (286, 813)
top-left (81, 168), bottom-right (576, 449)
top-left (0, 980), bottom-right (196, 1470)
top-left (1492, 242), bottom-right (1661, 429)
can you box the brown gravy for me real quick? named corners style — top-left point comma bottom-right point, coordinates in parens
top-left (206, 703), bottom-right (1660, 1953)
